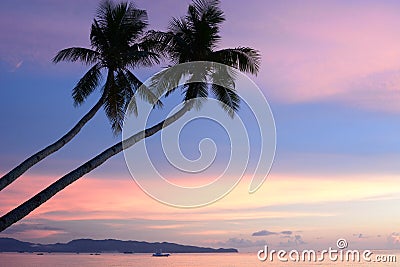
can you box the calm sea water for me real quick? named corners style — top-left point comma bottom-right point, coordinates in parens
top-left (0, 251), bottom-right (398, 267)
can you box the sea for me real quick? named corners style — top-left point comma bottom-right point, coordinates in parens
top-left (0, 251), bottom-right (398, 267)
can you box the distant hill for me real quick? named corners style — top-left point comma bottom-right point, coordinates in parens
top-left (0, 238), bottom-right (238, 253)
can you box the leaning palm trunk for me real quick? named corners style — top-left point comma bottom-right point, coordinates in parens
top-left (0, 93), bottom-right (107, 192)
top-left (0, 104), bottom-right (190, 232)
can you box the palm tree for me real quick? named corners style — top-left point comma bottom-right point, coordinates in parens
top-left (147, 0), bottom-right (260, 113)
top-left (0, 0), bottom-right (161, 191)
top-left (0, 0), bottom-right (261, 231)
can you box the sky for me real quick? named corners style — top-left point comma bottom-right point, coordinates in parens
top-left (0, 0), bottom-right (400, 252)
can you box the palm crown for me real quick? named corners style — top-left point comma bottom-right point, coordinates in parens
top-left (53, 0), bottom-right (160, 133)
top-left (147, 0), bottom-right (261, 115)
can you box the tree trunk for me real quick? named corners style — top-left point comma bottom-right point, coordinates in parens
top-left (0, 105), bottom-right (190, 232)
top-left (0, 94), bottom-right (107, 191)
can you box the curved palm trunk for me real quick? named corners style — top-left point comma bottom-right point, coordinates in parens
top-left (0, 105), bottom-right (190, 232)
top-left (0, 94), bottom-right (107, 191)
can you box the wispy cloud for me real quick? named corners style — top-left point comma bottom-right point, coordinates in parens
top-left (252, 230), bottom-right (277, 236)
top-left (1, 223), bottom-right (63, 235)
top-left (237, 1), bottom-right (400, 112)
top-left (146, 224), bottom-right (186, 230)
top-left (252, 230), bottom-right (294, 237)
top-left (0, 222), bottom-right (66, 240)
top-left (9, 60), bottom-right (23, 72)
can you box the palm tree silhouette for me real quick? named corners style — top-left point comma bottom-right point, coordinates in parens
top-left (147, 0), bottom-right (260, 113)
top-left (0, 0), bottom-right (261, 231)
top-left (0, 0), bottom-right (161, 191)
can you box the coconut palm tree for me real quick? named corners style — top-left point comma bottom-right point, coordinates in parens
top-left (0, 0), bottom-right (161, 191)
top-left (0, 0), bottom-right (261, 231)
top-left (147, 0), bottom-right (260, 112)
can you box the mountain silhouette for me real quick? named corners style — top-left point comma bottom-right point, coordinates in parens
top-left (0, 238), bottom-right (238, 253)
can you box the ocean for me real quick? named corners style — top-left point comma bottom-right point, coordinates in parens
top-left (0, 251), bottom-right (398, 266)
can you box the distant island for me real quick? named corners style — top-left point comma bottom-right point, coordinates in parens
top-left (0, 238), bottom-right (238, 254)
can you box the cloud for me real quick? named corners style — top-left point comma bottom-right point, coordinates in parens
top-left (146, 224), bottom-right (186, 230)
top-left (215, 238), bottom-right (267, 248)
top-left (280, 230), bottom-right (293, 235)
top-left (1, 223), bottom-right (64, 235)
top-left (331, 69), bottom-right (400, 113)
top-left (252, 230), bottom-right (294, 236)
top-left (9, 60), bottom-right (23, 72)
top-left (15, 60), bottom-right (23, 69)
top-left (279, 235), bottom-right (306, 248)
top-left (353, 233), bottom-right (368, 239)
top-left (242, 1), bottom-right (400, 113)
top-left (387, 232), bottom-right (400, 248)
top-left (252, 230), bottom-right (277, 236)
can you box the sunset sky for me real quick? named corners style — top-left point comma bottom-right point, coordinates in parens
top-left (1, 0), bottom-right (400, 252)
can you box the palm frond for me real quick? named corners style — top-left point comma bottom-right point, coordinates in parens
top-left (125, 91), bottom-right (138, 117)
top-left (149, 66), bottom-right (190, 99)
top-left (122, 4), bottom-right (148, 39)
top-left (125, 69), bottom-right (162, 107)
top-left (90, 20), bottom-right (110, 54)
top-left (210, 84), bottom-right (239, 117)
top-left (52, 47), bottom-right (99, 65)
top-left (72, 63), bottom-right (103, 106)
top-left (115, 70), bottom-right (137, 116)
top-left (169, 17), bottom-right (191, 35)
top-left (183, 68), bottom-right (209, 108)
top-left (95, 0), bottom-right (147, 45)
top-left (186, 0), bottom-right (224, 50)
top-left (125, 45), bottom-right (160, 67)
top-left (184, 82), bottom-right (208, 100)
top-left (140, 32), bottom-right (170, 57)
top-left (211, 47), bottom-right (261, 75)
top-left (187, 4), bottom-right (200, 26)
top-left (184, 82), bottom-right (208, 110)
top-left (210, 62), bottom-right (237, 88)
top-left (95, 0), bottom-right (115, 29)
top-left (103, 71), bottom-right (126, 134)
top-left (192, 0), bottom-right (224, 27)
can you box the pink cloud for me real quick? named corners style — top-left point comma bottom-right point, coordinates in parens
top-left (1, 173), bottom-right (398, 249)
top-left (221, 1), bottom-right (400, 112)
top-left (2, 172), bottom-right (398, 224)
